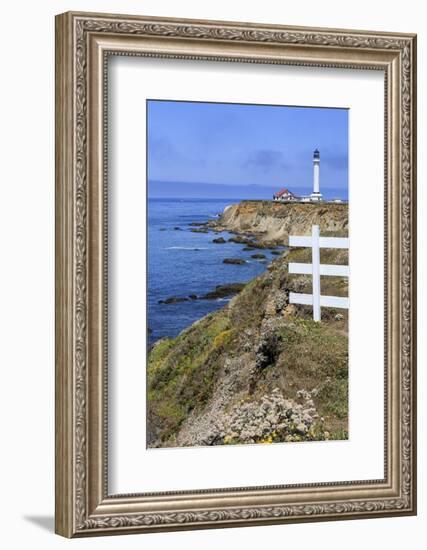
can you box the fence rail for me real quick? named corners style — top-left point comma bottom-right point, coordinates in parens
top-left (289, 235), bottom-right (349, 249)
top-left (288, 225), bottom-right (349, 321)
top-left (289, 293), bottom-right (349, 309)
top-left (289, 263), bottom-right (349, 277)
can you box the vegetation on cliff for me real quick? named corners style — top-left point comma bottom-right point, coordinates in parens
top-left (147, 201), bottom-right (349, 448)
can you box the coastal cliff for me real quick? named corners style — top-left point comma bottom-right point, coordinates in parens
top-left (148, 200), bottom-right (349, 448)
top-left (209, 200), bottom-right (348, 244)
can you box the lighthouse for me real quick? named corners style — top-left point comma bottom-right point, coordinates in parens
top-left (310, 149), bottom-right (323, 202)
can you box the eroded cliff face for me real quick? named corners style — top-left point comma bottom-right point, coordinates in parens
top-left (210, 200), bottom-right (348, 244)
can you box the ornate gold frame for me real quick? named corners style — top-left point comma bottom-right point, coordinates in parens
top-left (55, 11), bottom-right (417, 537)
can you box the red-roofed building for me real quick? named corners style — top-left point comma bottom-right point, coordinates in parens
top-left (273, 188), bottom-right (299, 202)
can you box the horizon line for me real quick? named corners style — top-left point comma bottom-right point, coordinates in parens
top-left (148, 179), bottom-right (347, 190)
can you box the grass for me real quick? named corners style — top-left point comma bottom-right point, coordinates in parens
top-left (257, 318), bottom-right (349, 433)
top-left (147, 312), bottom-right (232, 442)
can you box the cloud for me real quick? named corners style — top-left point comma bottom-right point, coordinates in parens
top-left (243, 150), bottom-right (288, 174)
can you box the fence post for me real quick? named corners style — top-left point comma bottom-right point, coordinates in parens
top-left (311, 225), bottom-right (321, 321)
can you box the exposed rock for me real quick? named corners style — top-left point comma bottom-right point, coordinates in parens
top-left (255, 329), bottom-right (281, 370)
top-left (158, 296), bottom-right (189, 304)
top-left (263, 290), bottom-right (288, 317)
top-left (188, 294), bottom-right (198, 300)
top-left (223, 258), bottom-right (246, 265)
top-left (202, 283), bottom-right (246, 300)
top-left (190, 228), bottom-right (209, 233)
top-left (176, 389), bottom-right (323, 447)
top-left (212, 237), bottom-right (226, 243)
top-left (208, 200), bottom-right (348, 245)
top-left (287, 275), bottom-right (311, 293)
top-left (228, 236), bottom-right (252, 245)
top-left (243, 241), bottom-right (270, 249)
top-left (251, 253), bottom-right (266, 259)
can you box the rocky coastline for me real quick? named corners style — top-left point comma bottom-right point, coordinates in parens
top-left (148, 200), bottom-right (349, 449)
top-left (206, 200), bottom-right (348, 244)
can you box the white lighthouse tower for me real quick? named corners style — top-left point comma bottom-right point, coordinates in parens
top-left (310, 149), bottom-right (323, 202)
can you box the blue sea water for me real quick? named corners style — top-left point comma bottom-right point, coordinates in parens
top-left (148, 198), bottom-right (276, 343)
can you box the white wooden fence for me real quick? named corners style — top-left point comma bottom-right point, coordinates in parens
top-left (288, 225), bottom-right (349, 322)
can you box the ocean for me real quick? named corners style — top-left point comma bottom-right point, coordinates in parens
top-left (148, 198), bottom-right (277, 343)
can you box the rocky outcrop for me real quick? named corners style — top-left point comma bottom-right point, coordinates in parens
top-left (158, 296), bottom-right (189, 304)
top-left (209, 200), bottom-right (348, 244)
top-left (158, 284), bottom-right (246, 305)
top-left (223, 258), bottom-right (246, 265)
top-left (202, 283), bottom-right (246, 299)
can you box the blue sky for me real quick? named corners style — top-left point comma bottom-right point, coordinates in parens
top-left (147, 100), bottom-right (348, 198)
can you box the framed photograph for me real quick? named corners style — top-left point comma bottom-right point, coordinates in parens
top-left (55, 11), bottom-right (417, 537)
